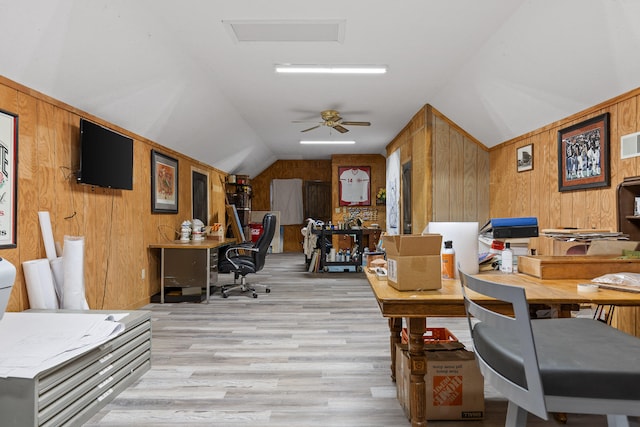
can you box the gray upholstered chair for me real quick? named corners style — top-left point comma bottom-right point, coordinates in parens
top-left (460, 271), bottom-right (640, 427)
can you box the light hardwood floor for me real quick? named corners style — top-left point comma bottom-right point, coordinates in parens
top-left (86, 253), bottom-right (621, 426)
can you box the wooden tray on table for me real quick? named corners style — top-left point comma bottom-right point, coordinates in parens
top-left (518, 255), bottom-right (640, 279)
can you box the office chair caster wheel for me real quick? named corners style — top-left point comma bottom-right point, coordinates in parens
top-left (252, 292), bottom-right (258, 298)
top-left (265, 288), bottom-right (271, 293)
top-left (222, 292), bottom-right (229, 298)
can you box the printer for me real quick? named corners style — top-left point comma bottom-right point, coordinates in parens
top-left (0, 258), bottom-right (16, 320)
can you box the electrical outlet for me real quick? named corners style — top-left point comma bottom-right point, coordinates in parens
top-left (141, 268), bottom-right (146, 280)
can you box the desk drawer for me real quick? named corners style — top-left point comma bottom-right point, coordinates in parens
top-left (210, 251), bottom-right (219, 283)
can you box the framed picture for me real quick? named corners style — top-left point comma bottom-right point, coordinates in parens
top-left (558, 113), bottom-right (609, 192)
top-left (0, 109), bottom-right (17, 248)
top-left (151, 150), bottom-right (179, 213)
top-left (517, 144), bottom-right (533, 172)
top-left (338, 166), bottom-right (370, 206)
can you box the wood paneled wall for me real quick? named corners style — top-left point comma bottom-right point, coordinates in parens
top-left (489, 86), bottom-right (640, 335)
top-left (252, 156), bottom-right (387, 252)
top-left (331, 154), bottom-right (387, 228)
top-left (0, 75), bottom-right (227, 312)
top-left (489, 88), bottom-right (640, 252)
top-left (386, 104), bottom-right (490, 233)
top-left (252, 160), bottom-right (332, 252)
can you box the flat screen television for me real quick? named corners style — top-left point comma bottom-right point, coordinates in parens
top-left (77, 118), bottom-right (134, 190)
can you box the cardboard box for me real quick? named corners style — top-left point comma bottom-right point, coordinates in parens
top-left (552, 239), bottom-right (590, 255)
top-left (396, 344), bottom-right (484, 420)
top-left (366, 251), bottom-right (386, 268)
top-left (383, 234), bottom-right (442, 291)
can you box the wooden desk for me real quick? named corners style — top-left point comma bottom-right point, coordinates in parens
top-left (366, 270), bottom-right (640, 427)
top-left (149, 238), bottom-right (236, 303)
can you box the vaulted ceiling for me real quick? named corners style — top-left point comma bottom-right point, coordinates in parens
top-left (2, 1), bottom-right (640, 177)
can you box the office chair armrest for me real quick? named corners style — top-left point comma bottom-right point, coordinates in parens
top-left (224, 245), bottom-right (260, 269)
top-left (225, 244), bottom-right (256, 257)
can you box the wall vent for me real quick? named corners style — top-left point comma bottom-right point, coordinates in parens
top-left (621, 132), bottom-right (640, 159)
top-left (222, 20), bottom-right (345, 43)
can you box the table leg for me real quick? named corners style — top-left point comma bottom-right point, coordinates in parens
top-left (205, 248), bottom-right (211, 303)
top-left (389, 317), bottom-right (402, 381)
top-left (407, 317), bottom-right (427, 427)
top-left (552, 304), bottom-right (574, 424)
top-left (160, 248), bottom-right (165, 304)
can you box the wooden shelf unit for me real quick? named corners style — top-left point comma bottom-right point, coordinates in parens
top-left (226, 179), bottom-right (252, 239)
top-left (617, 176), bottom-right (640, 241)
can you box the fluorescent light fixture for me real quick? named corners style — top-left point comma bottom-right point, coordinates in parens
top-left (300, 140), bottom-right (356, 145)
top-left (276, 64), bottom-right (387, 74)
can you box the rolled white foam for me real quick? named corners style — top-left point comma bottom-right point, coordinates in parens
top-left (22, 259), bottom-right (59, 309)
top-left (50, 256), bottom-right (64, 306)
top-left (38, 211), bottom-right (58, 261)
top-left (62, 235), bottom-right (88, 309)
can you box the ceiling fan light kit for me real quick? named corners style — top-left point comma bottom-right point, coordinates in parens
top-left (295, 109), bottom-right (371, 134)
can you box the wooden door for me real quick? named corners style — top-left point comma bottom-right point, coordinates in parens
top-left (304, 181), bottom-right (331, 223)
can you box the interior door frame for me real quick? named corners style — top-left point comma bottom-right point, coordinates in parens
top-left (401, 161), bottom-right (412, 234)
top-left (191, 167), bottom-right (209, 224)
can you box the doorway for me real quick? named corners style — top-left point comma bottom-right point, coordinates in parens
top-left (304, 181), bottom-right (331, 223)
top-left (192, 169), bottom-right (209, 224)
top-left (402, 162), bottom-right (412, 234)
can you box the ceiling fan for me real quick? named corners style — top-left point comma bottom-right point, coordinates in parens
top-left (294, 109), bottom-right (371, 133)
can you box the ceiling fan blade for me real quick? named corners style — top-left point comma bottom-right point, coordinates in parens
top-left (340, 121), bottom-right (370, 126)
top-left (301, 125), bottom-right (321, 132)
top-left (333, 124), bottom-right (349, 133)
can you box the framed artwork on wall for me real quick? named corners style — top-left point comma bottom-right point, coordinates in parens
top-left (557, 113), bottom-right (609, 192)
top-left (151, 150), bottom-right (179, 213)
top-left (0, 109), bottom-right (18, 248)
top-left (338, 166), bottom-right (370, 206)
top-left (517, 144), bottom-right (533, 172)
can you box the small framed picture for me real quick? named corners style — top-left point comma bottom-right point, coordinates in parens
top-left (517, 144), bottom-right (533, 172)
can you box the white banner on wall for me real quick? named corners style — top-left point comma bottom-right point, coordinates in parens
top-left (270, 179), bottom-right (303, 225)
top-left (386, 150), bottom-right (400, 235)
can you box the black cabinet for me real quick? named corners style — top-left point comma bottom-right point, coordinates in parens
top-left (312, 228), bottom-right (364, 272)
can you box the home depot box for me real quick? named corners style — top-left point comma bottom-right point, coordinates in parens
top-left (383, 234), bottom-right (442, 290)
top-left (396, 344), bottom-right (484, 420)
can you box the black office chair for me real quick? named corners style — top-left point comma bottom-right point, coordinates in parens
top-left (218, 213), bottom-right (276, 298)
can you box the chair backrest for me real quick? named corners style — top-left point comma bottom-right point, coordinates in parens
top-left (459, 271), bottom-right (548, 419)
top-left (252, 213), bottom-right (276, 271)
